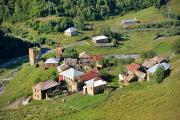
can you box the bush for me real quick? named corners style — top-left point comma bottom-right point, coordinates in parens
top-left (171, 39), bottom-right (180, 54)
top-left (100, 70), bottom-right (111, 82)
top-left (141, 50), bottom-right (156, 59)
top-left (63, 48), bottom-right (79, 58)
top-left (153, 66), bottom-right (165, 83)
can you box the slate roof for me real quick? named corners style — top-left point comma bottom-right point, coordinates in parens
top-left (33, 80), bottom-right (59, 91)
top-left (147, 62), bottom-right (170, 73)
top-left (59, 68), bottom-right (84, 79)
top-left (45, 58), bottom-right (59, 64)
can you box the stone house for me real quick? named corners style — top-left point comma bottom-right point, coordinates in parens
top-left (119, 73), bottom-right (138, 86)
top-left (45, 58), bottom-right (60, 68)
top-left (83, 79), bottom-right (107, 95)
top-left (64, 27), bottom-right (78, 37)
top-left (59, 68), bottom-right (84, 91)
top-left (32, 80), bottom-right (60, 100)
top-left (29, 47), bottom-right (41, 65)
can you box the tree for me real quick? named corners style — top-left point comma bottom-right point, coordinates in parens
top-left (73, 17), bottom-right (85, 30)
top-left (171, 39), bottom-right (180, 54)
top-left (63, 48), bottom-right (79, 58)
top-left (100, 70), bottom-right (111, 82)
top-left (153, 66), bottom-right (165, 83)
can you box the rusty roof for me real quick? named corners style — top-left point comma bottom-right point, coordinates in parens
top-left (79, 69), bottom-right (100, 82)
top-left (33, 80), bottom-right (59, 91)
top-left (127, 63), bottom-right (141, 71)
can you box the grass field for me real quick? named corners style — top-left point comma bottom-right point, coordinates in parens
top-left (90, 7), bottom-right (171, 33)
top-left (169, 0), bottom-right (180, 14)
top-left (75, 31), bottom-right (179, 55)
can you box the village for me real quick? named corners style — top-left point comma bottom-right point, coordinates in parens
top-left (28, 26), bottom-right (171, 101)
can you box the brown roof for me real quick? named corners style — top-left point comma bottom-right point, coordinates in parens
top-left (142, 60), bottom-right (157, 69)
top-left (127, 63), bottom-right (141, 71)
top-left (33, 80), bottom-right (59, 91)
top-left (124, 74), bottom-right (136, 82)
top-left (142, 56), bottom-right (166, 69)
top-left (151, 56), bottom-right (166, 63)
top-left (135, 70), bottom-right (146, 79)
top-left (79, 69), bottom-right (100, 81)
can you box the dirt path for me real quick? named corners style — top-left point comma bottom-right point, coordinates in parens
top-left (4, 97), bottom-right (26, 110)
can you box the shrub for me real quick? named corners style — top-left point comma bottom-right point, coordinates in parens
top-left (141, 50), bottom-right (156, 59)
top-left (153, 66), bottom-right (165, 83)
top-left (100, 70), bottom-right (111, 82)
top-left (63, 48), bottom-right (79, 58)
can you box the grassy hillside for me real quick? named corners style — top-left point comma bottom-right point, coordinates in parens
top-left (169, 0), bottom-right (180, 14)
top-left (0, 5), bottom-right (180, 120)
top-left (59, 55), bottom-right (180, 120)
top-left (75, 32), bottom-right (179, 55)
top-left (0, 55), bottom-right (179, 120)
top-left (91, 7), bottom-right (171, 32)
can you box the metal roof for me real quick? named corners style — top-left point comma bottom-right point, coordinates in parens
top-left (147, 62), bottom-right (170, 73)
top-left (59, 68), bottom-right (84, 79)
top-left (45, 58), bottom-right (60, 64)
top-left (92, 35), bottom-right (108, 41)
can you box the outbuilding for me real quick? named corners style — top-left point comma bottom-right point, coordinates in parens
top-left (64, 27), bottom-right (78, 37)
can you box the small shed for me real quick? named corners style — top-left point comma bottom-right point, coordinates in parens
top-left (64, 27), bottom-right (78, 37)
top-left (92, 35), bottom-right (109, 43)
top-left (122, 18), bottom-right (140, 28)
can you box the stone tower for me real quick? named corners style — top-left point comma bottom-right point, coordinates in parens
top-left (29, 47), bottom-right (41, 65)
top-left (55, 43), bottom-right (63, 58)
